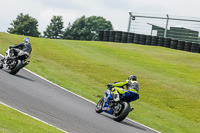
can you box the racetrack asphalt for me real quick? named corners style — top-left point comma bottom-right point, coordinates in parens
top-left (0, 57), bottom-right (159, 133)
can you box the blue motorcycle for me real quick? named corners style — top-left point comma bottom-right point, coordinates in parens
top-left (95, 84), bottom-right (139, 122)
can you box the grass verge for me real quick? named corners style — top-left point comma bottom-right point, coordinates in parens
top-left (0, 103), bottom-right (64, 133)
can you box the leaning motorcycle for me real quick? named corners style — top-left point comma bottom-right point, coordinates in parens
top-left (95, 85), bottom-right (139, 122)
top-left (0, 48), bottom-right (30, 75)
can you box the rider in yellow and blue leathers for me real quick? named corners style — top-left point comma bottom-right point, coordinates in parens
top-left (109, 75), bottom-right (139, 102)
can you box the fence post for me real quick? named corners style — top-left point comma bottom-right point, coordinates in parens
top-left (164, 14), bottom-right (169, 37)
top-left (127, 11), bottom-right (132, 32)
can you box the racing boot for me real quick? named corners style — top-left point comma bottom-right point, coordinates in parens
top-left (113, 93), bottom-right (120, 102)
top-left (112, 87), bottom-right (123, 102)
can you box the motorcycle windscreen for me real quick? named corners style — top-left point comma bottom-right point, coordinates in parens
top-left (121, 91), bottom-right (139, 102)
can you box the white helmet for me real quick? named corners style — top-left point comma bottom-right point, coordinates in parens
top-left (23, 37), bottom-right (30, 43)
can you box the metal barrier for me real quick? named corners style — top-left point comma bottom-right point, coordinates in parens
top-left (127, 12), bottom-right (200, 43)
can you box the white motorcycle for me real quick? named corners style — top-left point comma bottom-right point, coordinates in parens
top-left (0, 48), bottom-right (30, 75)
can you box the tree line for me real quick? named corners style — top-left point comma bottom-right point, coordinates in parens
top-left (7, 13), bottom-right (113, 41)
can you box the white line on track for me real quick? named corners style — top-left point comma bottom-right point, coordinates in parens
top-left (0, 53), bottom-right (160, 133)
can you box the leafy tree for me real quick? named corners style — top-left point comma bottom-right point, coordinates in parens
top-left (7, 13), bottom-right (40, 37)
top-left (63, 15), bottom-right (86, 40)
top-left (63, 23), bottom-right (73, 40)
top-left (63, 16), bottom-right (113, 40)
top-left (43, 16), bottom-right (64, 39)
top-left (84, 16), bottom-right (113, 40)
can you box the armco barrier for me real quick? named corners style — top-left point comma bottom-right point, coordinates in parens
top-left (98, 30), bottom-right (200, 54)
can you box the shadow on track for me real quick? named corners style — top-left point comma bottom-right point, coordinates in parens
top-left (121, 120), bottom-right (146, 131)
top-left (15, 74), bottom-right (35, 82)
top-left (101, 114), bottom-right (146, 131)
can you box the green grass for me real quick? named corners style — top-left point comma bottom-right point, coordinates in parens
top-left (0, 103), bottom-right (64, 133)
top-left (0, 32), bottom-right (200, 133)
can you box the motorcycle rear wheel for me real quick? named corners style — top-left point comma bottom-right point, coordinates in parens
top-left (113, 102), bottom-right (130, 122)
top-left (9, 60), bottom-right (23, 75)
top-left (0, 62), bottom-right (3, 69)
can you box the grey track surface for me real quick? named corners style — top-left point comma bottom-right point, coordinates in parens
top-left (0, 58), bottom-right (158, 133)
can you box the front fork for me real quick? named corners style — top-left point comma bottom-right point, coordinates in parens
top-left (102, 90), bottom-right (113, 114)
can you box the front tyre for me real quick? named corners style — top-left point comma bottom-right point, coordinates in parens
top-left (113, 102), bottom-right (130, 122)
top-left (95, 97), bottom-right (104, 113)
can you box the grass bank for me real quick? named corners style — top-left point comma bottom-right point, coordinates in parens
top-left (0, 103), bottom-right (64, 133)
top-left (0, 32), bottom-right (200, 133)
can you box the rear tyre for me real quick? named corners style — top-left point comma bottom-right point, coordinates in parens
top-left (0, 62), bottom-right (3, 69)
top-left (113, 102), bottom-right (130, 122)
top-left (95, 97), bottom-right (104, 113)
top-left (9, 60), bottom-right (23, 75)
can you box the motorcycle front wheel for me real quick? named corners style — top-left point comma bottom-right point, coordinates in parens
top-left (95, 97), bottom-right (104, 113)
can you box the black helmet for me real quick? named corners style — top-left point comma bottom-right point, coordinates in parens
top-left (128, 75), bottom-right (137, 81)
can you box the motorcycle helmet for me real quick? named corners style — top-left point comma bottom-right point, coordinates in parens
top-left (23, 37), bottom-right (30, 43)
top-left (128, 75), bottom-right (137, 81)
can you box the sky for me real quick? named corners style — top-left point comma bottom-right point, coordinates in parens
top-left (1, 0), bottom-right (200, 34)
